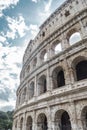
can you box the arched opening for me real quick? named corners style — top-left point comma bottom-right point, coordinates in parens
top-left (25, 65), bottom-right (30, 76)
top-left (19, 94), bottom-right (21, 104)
top-left (51, 41), bottom-right (62, 55)
top-left (37, 113), bottom-right (48, 130)
top-left (26, 65), bottom-right (30, 74)
top-left (69, 32), bottom-right (81, 45)
top-left (22, 87), bottom-right (26, 103)
top-left (20, 118), bottom-right (23, 130)
top-left (57, 70), bottom-right (65, 87)
top-left (86, 113), bottom-right (87, 128)
top-left (40, 49), bottom-right (47, 62)
top-left (54, 43), bottom-right (62, 54)
top-left (61, 111), bottom-right (71, 130)
top-left (38, 75), bottom-right (47, 95)
top-left (26, 116), bottom-right (32, 130)
top-left (81, 106), bottom-right (87, 130)
top-left (55, 110), bottom-right (71, 130)
top-left (29, 81), bottom-right (34, 99)
top-left (44, 53), bottom-right (47, 62)
top-left (76, 60), bottom-right (87, 81)
top-left (52, 67), bottom-right (65, 89)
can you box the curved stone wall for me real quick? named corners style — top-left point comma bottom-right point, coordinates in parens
top-left (13, 0), bottom-right (87, 130)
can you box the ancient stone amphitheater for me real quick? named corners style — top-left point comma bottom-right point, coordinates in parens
top-left (13, 0), bottom-right (87, 130)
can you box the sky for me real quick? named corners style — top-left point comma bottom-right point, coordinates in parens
top-left (0, 0), bottom-right (67, 112)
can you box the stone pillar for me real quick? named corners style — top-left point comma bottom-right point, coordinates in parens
top-left (32, 111), bottom-right (35, 130)
top-left (69, 67), bottom-right (75, 84)
top-left (21, 91), bottom-right (24, 104)
top-left (47, 106), bottom-right (53, 130)
top-left (47, 67), bottom-right (51, 92)
top-left (37, 53), bottom-right (41, 66)
top-left (61, 33), bottom-right (70, 51)
top-left (47, 43), bottom-right (50, 60)
top-left (77, 119), bottom-right (83, 130)
top-left (34, 75), bottom-right (37, 97)
top-left (22, 113), bottom-right (26, 130)
top-left (51, 121), bottom-right (55, 130)
top-left (63, 59), bottom-right (71, 85)
top-left (79, 20), bottom-right (87, 39)
top-left (17, 117), bottom-right (20, 130)
top-left (69, 102), bottom-right (78, 130)
top-left (52, 120), bottom-right (61, 130)
top-left (26, 83), bottom-right (29, 102)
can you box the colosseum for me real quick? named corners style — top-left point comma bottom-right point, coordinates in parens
top-left (13, 0), bottom-right (87, 130)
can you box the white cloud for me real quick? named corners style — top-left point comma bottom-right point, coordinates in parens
top-left (0, 42), bottom-right (27, 111)
top-left (0, 0), bottom-right (19, 17)
top-left (32, 0), bottom-right (40, 3)
top-left (45, 0), bottom-right (52, 12)
top-left (29, 24), bottom-right (39, 38)
top-left (0, 99), bottom-right (16, 111)
top-left (38, 0), bottom-right (53, 22)
top-left (0, 35), bottom-right (6, 43)
top-left (6, 15), bottom-right (29, 39)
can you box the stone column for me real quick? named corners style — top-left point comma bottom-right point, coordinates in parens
top-left (63, 59), bottom-right (71, 85)
top-left (47, 43), bottom-right (50, 60)
top-left (51, 121), bottom-right (55, 130)
top-left (79, 20), bottom-right (87, 39)
top-left (34, 75), bottom-right (37, 97)
top-left (61, 33), bottom-right (70, 51)
top-left (21, 91), bottom-right (24, 104)
top-left (22, 113), bottom-right (26, 130)
top-left (47, 67), bottom-right (51, 93)
top-left (47, 107), bottom-right (52, 130)
top-left (69, 102), bottom-right (78, 130)
top-left (51, 119), bottom-right (61, 130)
top-left (33, 111), bottom-right (36, 130)
top-left (17, 117), bottom-right (20, 130)
top-left (77, 119), bottom-right (83, 130)
top-left (37, 53), bottom-right (41, 67)
top-left (26, 83), bottom-right (29, 102)
top-left (65, 58), bottom-right (75, 84)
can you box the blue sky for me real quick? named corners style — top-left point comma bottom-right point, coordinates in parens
top-left (0, 0), bottom-right (66, 111)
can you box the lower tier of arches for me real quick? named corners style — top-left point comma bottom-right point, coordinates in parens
top-left (13, 99), bottom-right (87, 130)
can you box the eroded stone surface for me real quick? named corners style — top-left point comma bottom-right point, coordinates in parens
top-left (13, 0), bottom-right (87, 130)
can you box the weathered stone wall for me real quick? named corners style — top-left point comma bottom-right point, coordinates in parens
top-left (13, 0), bottom-right (87, 130)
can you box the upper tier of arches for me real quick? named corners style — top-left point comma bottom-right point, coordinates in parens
top-left (21, 28), bottom-right (83, 81)
top-left (23, 0), bottom-right (87, 65)
top-left (18, 55), bottom-right (87, 106)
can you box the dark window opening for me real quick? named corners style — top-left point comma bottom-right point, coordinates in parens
top-left (26, 117), bottom-right (32, 130)
top-left (43, 116), bottom-right (47, 130)
top-left (42, 32), bottom-right (45, 37)
top-left (65, 10), bottom-right (70, 17)
top-left (38, 115), bottom-right (47, 130)
top-left (38, 75), bottom-right (47, 95)
top-left (61, 112), bottom-right (71, 130)
top-left (76, 1), bottom-right (78, 4)
top-left (44, 79), bottom-right (47, 93)
top-left (20, 118), bottom-right (23, 130)
top-left (86, 112), bottom-right (87, 127)
top-left (86, 112), bottom-right (87, 120)
top-left (76, 60), bottom-right (87, 81)
top-left (57, 70), bottom-right (65, 87)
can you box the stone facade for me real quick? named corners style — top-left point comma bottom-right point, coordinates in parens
top-left (13, 0), bottom-right (87, 130)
